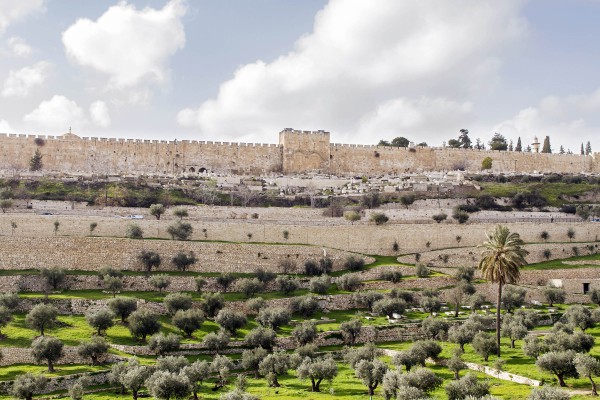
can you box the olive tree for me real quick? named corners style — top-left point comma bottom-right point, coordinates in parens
top-left (199, 292), bottom-right (225, 317)
top-left (472, 332), bottom-right (498, 361)
top-left (31, 336), bottom-right (63, 372)
top-left (258, 351), bottom-right (291, 387)
top-left (215, 309), bottom-right (247, 336)
top-left (292, 322), bottom-right (317, 345)
top-left (166, 221), bottom-right (193, 240)
top-left (242, 347), bottom-right (269, 378)
top-left (108, 297), bottom-right (137, 323)
top-left (536, 350), bottom-right (578, 387)
top-left (127, 309), bottom-right (161, 341)
top-left (150, 274), bottom-right (172, 293)
top-left (122, 364), bottom-right (151, 400)
top-left (574, 353), bottom-right (600, 396)
top-left (146, 370), bottom-right (192, 400)
top-left (528, 386), bottom-right (570, 400)
top-left (40, 267), bottom-right (66, 291)
top-left (445, 373), bottom-right (490, 400)
top-left (201, 329), bottom-right (230, 355)
top-left (354, 358), bottom-right (388, 396)
top-left (171, 251), bottom-right (197, 271)
top-left (77, 336), bottom-right (109, 365)
top-left (26, 303), bottom-right (58, 336)
top-left (245, 326), bottom-right (276, 351)
top-left (340, 319), bottom-right (362, 344)
top-left (296, 356), bottom-right (338, 392)
top-left (164, 292), bottom-right (193, 315)
top-left (149, 204), bottom-right (166, 220)
top-left (10, 373), bottom-right (47, 400)
top-left (172, 309), bottom-right (204, 337)
top-left (85, 308), bottom-right (115, 335)
top-left (138, 250), bottom-right (160, 273)
top-left (211, 354), bottom-right (234, 389)
top-left (256, 307), bottom-right (291, 330)
top-left (149, 332), bottom-right (181, 356)
top-left (182, 360), bottom-right (211, 400)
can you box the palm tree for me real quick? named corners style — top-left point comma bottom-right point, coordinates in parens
top-left (478, 225), bottom-right (529, 356)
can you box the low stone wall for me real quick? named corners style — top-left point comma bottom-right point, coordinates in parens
top-left (398, 242), bottom-right (600, 269)
top-left (0, 346), bottom-right (121, 367)
top-left (0, 371), bottom-right (112, 395)
top-left (0, 236), bottom-right (370, 273)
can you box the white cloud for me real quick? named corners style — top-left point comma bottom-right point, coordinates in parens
top-left (178, 0), bottom-right (526, 143)
top-left (0, 119), bottom-right (11, 133)
top-left (23, 95), bottom-right (87, 130)
top-left (1, 61), bottom-right (49, 97)
top-left (6, 37), bottom-right (32, 57)
top-left (493, 89), bottom-right (600, 151)
top-left (0, 0), bottom-right (45, 33)
top-left (62, 0), bottom-right (186, 89)
top-left (89, 101), bottom-right (111, 127)
top-left (356, 97), bottom-right (473, 142)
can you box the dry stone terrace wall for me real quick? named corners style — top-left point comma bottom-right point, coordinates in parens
top-left (0, 236), bottom-right (367, 272)
top-left (398, 241), bottom-right (600, 268)
top-left (1, 211), bottom-right (598, 255)
top-left (0, 130), bottom-right (597, 175)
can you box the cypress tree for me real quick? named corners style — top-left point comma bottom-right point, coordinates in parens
top-left (29, 149), bottom-right (43, 171)
top-left (541, 136), bottom-right (552, 153)
top-left (559, 145), bottom-right (565, 154)
top-left (515, 137), bottom-right (522, 152)
top-left (581, 143), bottom-right (585, 155)
top-left (586, 141), bottom-right (592, 155)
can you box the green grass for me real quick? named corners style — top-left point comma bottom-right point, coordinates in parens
top-left (0, 363), bottom-right (108, 381)
top-left (523, 252), bottom-right (600, 270)
top-left (479, 181), bottom-right (595, 206)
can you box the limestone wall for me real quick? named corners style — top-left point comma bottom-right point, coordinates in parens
top-left (0, 236), bottom-right (363, 272)
top-left (0, 130), bottom-right (597, 176)
top-left (1, 211), bottom-right (598, 255)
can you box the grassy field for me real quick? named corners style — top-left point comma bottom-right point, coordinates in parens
top-left (479, 182), bottom-right (596, 206)
top-left (523, 252), bottom-right (600, 270)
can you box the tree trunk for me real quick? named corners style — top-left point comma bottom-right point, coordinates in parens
top-left (557, 373), bottom-right (566, 387)
top-left (133, 389), bottom-right (138, 400)
top-left (496, 282), bottom-right (503, 357)
top-left (311, 378), bottom-right (318, 392)
top-left (454, 302), bottom-right (459, 318)
top-left (511, 339), bottom-right (515, 348)
top-left (590, 376), bottom-right (597, 396)
top-left (193, 390), bottom-right (198, 400)
top-left (368, 385), bottom-right (375, 396)
top-left (47, 360), bottom-right (54, 372)
top-left (315, 378), bottom-right (323, 392)
top-left (272, 375), bottom-right (280, 387)
top-left (454, 371), bottom-right (459, 380)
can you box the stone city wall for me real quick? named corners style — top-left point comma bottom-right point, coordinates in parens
top-left (0, 129), bottom-right (597, 176)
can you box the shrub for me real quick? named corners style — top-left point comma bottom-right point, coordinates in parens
top-left (125, 223), bottom-right (143, 239)
top-left (216, 273), bottom-right (236, 291)
top-left (452, 208), bottom-right (470, 224)
top-left (371, 212), bottom-right (389, 225)
top-left (481, 157), bottom-right (493, 170)
top-left (380, 270), bottom-right (403, 283)
top-left (400, 194), bottom-right (416, 209)
top-left (336, 273), bottom-right (362, 291)
top-left (415, 263), bottom-right (430, 278)
top-left (278, 258), bottom-right (296, 274)
top-left (432, 213), bottom-right (447, 223)
top-left (11, 373), bottom-right (47, 400)
top-left (166, 221), bottom-right (193, 240)
top-left (150, 274), bottom-right (172, 292)
top-left (309, 275), bottom-right (331, 294)
top-left (344, 256), bottom-right (365, 271)
top-left (543, 249), bottom-right (552, 260)
top-left (527, 386), bottom-right (570, 400)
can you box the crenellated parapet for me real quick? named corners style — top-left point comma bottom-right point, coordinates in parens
top-left (0, 129), bottom-right (597, 176)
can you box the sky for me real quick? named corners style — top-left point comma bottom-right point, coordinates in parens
top-left (0, 0), bottom-right (599, 152)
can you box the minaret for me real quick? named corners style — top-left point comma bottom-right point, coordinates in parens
top-left (532, 136), bottom-right (540, 153)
